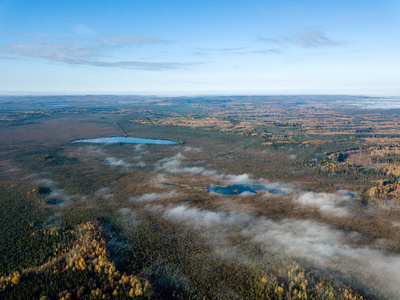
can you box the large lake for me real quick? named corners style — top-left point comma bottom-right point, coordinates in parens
top-left (208, 184), bottom-right (286, 195)
top-left (71, 137), bottom-right (179, 145)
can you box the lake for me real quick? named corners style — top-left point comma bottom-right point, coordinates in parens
top-left (208, 184), bottom-right (286, 195)
top-left (71, 137), bottom-right (179, 145)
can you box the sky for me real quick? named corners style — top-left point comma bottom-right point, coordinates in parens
top-left (0, 0), bottom-right (399, 96)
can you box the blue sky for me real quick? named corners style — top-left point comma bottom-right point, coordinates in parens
top-left (0, 0), bottom-right (399, 95)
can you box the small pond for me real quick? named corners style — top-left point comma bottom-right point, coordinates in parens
top-left (336, 186), bottom-right (356, 198)
top-left (208, 184), bottom-right (286, 195)
top-left (158, 181), bottom-right (175, 186)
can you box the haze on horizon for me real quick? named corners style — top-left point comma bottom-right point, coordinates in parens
top-left (0, 0), bottom-right (399, 96)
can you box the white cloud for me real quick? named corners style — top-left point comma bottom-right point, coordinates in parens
top-left (157, 174), bottom-right (166, 182)
top-left (183, 146), bottom-right (203, 153)
top-left (95, 187), bottom-right (113, 200)
top-left (239, 191), bottom-right (254, 197)
top-left (36, 178), bottom-right (56, 187)
top-left (101, 35), bottom-right (161, 45)
top-left (117, 208), bottom-right (142, 229)
top-left (259, 30), bottom-right (348, 48)
top-left (223, 173), bottom-right (252, 184)
top-left (119, 207), bottom-right (132, 215)
top-left (155, 153), bottom-right (291, 193)
top-left (292, 30), bottom-right (348, 47)
top-left (95, 187), bottom-right (110, 195)
top-left (294, 191), bottom-right (350, 216)
top-left (136, 161), bottom-right (147, 167)
top-left (156, 152), bottom-right (207, 174)
top-left (133, 144), bottom-right (149, 156)
top-left (132, 145), bottom-right (150, 161)
top-left (163, 205), bottom-right (253, 228)
top-left (74, 24), bottom-right (96, 35)
top-left (105, 157), bottom-right (131, 167)
top-left (82, 145), bottom-right (105, 155)
top-left (159, 204), bottom-right (400, 298)
top-left (130, 190), bottom-right (178, 203)
top-left (3, 41), bottom-right (191, 70)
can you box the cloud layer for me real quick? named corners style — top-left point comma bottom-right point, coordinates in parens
top-left (105, 157), bottom-right (131, 167)
top-left (2, 34), bottom-right (188, 70)
top-left (155, 152), bottom-right (292, 192)
top-left (159, 204), bottom-right (400, 298)
top-left (156, 152), bottom-right (209, 175)
top-left (130, 190), bottom-right (178, 203)
top-left (259, 30), bottom-right (348, 48)
top-left (294, 191), bottom-right (350, 216)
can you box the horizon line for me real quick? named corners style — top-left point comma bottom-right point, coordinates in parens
top-left (0, 91), bottom-right (400, 98)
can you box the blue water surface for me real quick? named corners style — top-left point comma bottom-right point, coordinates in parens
top-left (158, 181), bottom-right (175, 186)
top-left (207, 184), bottom-right (286, 195)
top-left (336, 186), bottom-right (356, 198)
top-left (71, 137), bottom-right (179, 145)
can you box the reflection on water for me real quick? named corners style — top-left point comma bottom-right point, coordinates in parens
top-left (208, 184), bottom-right (286, 195)
top-left (71, 136), bottom-right (179, 145)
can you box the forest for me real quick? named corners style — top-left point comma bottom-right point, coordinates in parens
top-left (1, 95), bottom-right (400, 299)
